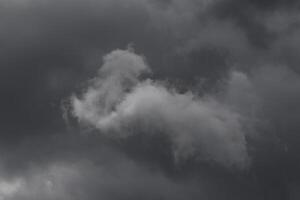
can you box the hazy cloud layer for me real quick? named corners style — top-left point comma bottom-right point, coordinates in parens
top-left (1, 0), bottom-right (300, 199)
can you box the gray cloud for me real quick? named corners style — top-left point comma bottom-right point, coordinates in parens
top-left (71, 48), bottom-right (258, 169)
top-left (1, 0), bottom-right (300, 199)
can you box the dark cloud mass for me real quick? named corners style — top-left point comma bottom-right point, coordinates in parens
top-left (1, 0), bottom-right (300, 199)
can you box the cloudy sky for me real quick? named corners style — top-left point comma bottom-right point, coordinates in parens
top-left (1, 0), bottom-right (300, 199)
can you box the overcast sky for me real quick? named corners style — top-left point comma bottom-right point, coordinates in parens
top-left (1, 0), bottom-right (300, 199)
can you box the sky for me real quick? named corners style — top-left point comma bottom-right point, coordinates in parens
top-left (1, 0), bottom-right (300, 199)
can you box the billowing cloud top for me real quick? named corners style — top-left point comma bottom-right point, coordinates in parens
top-left (71, 49), bottom-right (251, 169)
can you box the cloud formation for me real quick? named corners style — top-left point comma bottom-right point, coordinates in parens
top-left (1, 0), bottom-right (300, 199)
top-left (71, 49), bottom-right (255, 169)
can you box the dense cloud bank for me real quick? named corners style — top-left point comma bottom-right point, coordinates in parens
top-left (1, 0), bottom-right (300, 199)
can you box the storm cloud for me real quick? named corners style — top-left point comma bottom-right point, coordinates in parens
top-left (1, 0), bottom-right (300, 199)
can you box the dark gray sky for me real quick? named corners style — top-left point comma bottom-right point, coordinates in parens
top-left (1, 0), bottom-right (300, 199)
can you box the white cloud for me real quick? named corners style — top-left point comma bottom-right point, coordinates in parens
top-left (0, 179), bottom-right (23, 200)
top-left (71, 48), bottom-right (258, 169)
